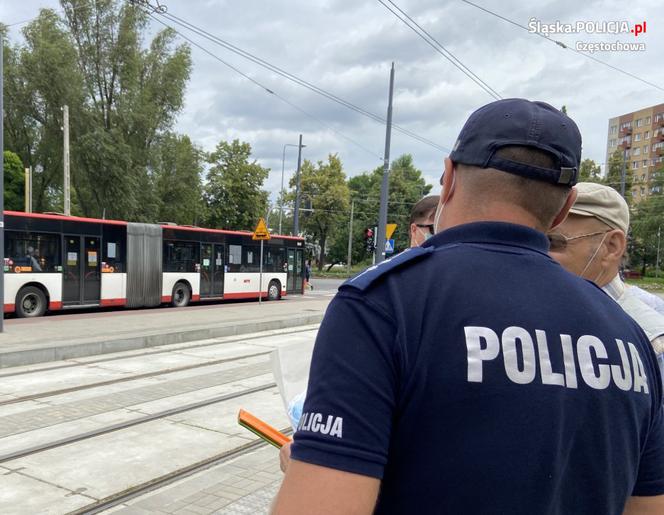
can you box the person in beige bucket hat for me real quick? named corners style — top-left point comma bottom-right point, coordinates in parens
top-left (548, 181), bottom-right (664, 382)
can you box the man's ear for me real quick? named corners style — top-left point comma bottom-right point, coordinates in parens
top-left (550, 187), bottom-right (577, 230)
top-left (602, 229), bottom-right (627, 263)
top-left (441, 158), bottom-right (456, 203)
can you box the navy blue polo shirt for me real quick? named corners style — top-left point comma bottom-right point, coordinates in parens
top-left (291, 222), bottom-right (664, 514)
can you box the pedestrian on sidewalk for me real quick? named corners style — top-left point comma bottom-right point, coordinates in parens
top-left (409, 195), bottom-right (439, 247)
top-left (304, 260), bottom-right (312, 290)
top-left (273, 99), bottom-right (664, 515)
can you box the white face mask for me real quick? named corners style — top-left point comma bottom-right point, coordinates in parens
top-left (418, 227), bottom-right (433, 242)
top-left (579, 232), bottom-right (608, 282)
top-left (433, 172), bottom-right (456, 233)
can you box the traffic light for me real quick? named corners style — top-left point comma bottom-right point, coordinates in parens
top-left (364, 227), bottom-right (375, 253)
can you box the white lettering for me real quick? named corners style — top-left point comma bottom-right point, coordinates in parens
top-left (560, 334), bottom-right (578, 389)
top-left (502, 327), bottom-right (536, 384)
top-left (536, 330), bottom-right (565, 386)
top-left (465, 326), bottom-right (500, 382)
top-left (610, 339), bottom-right (633, 391)
top-left (310, 413), bottom-right (322, 432)
top-left (577, 335), bottom-right (611, 389)
top-left (330, 417), bottom-right (343, 438)
top-left (628, 342), bottom-right (649, 394)
top-left (297, 412), bottom-right (344, 438)
top-left (320, 415), bottom-right (332, 435)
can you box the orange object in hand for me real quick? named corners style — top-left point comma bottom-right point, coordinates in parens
top-left (238, 409), bottom-right (292, 449)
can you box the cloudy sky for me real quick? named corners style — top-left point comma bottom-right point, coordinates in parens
top-left (3, 0), bottom-right (663, 198)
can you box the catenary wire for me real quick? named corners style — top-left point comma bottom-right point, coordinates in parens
top-left (459, 0), bottom-right (664, 93)
top-left (148, 12), bottom-right (384, 160)
top-left (153, 10), bottom-right (451, 153)
top-left (376, 0), bottom-right (502, 100)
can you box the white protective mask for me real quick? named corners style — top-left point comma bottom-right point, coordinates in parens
top-left (433, 172), bottom-right (456, 233)
top-left (579, 232), bottom-right (609, 283)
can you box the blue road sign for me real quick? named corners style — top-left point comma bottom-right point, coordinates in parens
top-left (385, 239), bottom-right (395, 254)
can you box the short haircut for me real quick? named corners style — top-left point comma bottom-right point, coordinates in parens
top-left (410, 195), bottom-right (440, 224)
top-left (456, 145), bottom-right (571, 230)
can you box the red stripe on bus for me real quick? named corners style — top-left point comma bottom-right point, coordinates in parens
top-left (161, 295), bottom-right (172, 303)
top-left (50, 301), bottom-right (63, 310)
top-left (100, 298), bottom-right (126, 307)
top-left (223, 292), bottom-right (267, 300)
top-left (4, 210), bottom-right (127, 226)
top-left (4, 304), bottom-right (15, 313)
top-left (192, 294), bottom-right (201, 302)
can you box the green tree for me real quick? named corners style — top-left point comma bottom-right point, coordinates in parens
top-left (3, 11), bottom-right (84, 212)
top-left (289, 154), bottom-right (350, 271)
top-left (151, 133), bottom-right (205, 225)
top-left (61, 0), bottom-right (192, 220)
top-left (4, 150), bottom-right (25, 211)
top-left (578, 158), bottom-right (603, 183)
top-left (205, 139), bottom-right (269, 230)
top-left (629, 167), bottom-right (664, 274)
top-left (329, 154), bottom-right (431, 266)
top-left (605, 148), bottom-right (633, 201)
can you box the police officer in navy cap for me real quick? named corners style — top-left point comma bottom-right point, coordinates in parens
top-left (273, 99), bottom-right (664, 515)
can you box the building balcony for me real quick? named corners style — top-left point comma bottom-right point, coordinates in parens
top-left (620, 127), bottom-right (633, 136)
top-left (656, 148), bottom-right (664, 157)
top-left (619, 141), bottom-right (631, 150)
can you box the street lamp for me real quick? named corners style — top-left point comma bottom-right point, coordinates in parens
top-left (279, 142), bottom-right (306, 235)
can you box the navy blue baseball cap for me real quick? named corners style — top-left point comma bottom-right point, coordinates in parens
top-left (449, 98), bottom-right (582, 186)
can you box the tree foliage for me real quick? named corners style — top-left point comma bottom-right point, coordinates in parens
top-left (289, 154), bottom-right (349, 270)
top-left (605, 149), bottom-right (633, 201)
top-left (205, 139), bottom-right (269, 230)
top-left (3, 150), bottom-right (25, 211)
top-left (3, 1), bottom-right (192, 220)
top-left (578, 158), bottom-right (603, 183)
top-left (329, 154), bottom-right (431, 266)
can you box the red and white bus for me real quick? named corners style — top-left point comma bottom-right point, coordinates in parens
top-left (3, 211), bottom-right (306, 317)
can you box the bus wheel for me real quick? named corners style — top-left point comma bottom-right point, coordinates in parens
top-left (171, 282), bottom-right (191, 308)
top-left (267, 280), bottom-right (281, 301)
top-left (16, 286), bottom-right (47, 318)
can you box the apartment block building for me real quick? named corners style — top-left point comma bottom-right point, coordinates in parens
top-left (606, 103), bottom-right (664, 202)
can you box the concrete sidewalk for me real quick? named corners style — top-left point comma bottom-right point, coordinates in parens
top-left (0, 296), bottom-right (331, 369)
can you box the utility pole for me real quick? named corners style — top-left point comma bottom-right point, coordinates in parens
top-left (1, 37), bottom-right (5, 333)
top-left (375, 63), bottom-right (395, 264)
top-left (63, 105), bottom-right (71, 216)
top-left (347, 198), bottom-right (355, 274)
top-left (24, 167), bottom-right (32, 212)
top-left (293, 134), bottom-right (304, 236)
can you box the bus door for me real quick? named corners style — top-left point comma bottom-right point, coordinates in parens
top-left (200, 243), bottom-right (225, 298)
top-left (212, 244), bottom-right (224, 296)
top-left (287, 249), bottom-right (295, 291)
top-left (63, 235), bottom-right (101, 305)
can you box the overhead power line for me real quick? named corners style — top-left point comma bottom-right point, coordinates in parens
top-left (152, 9), bottom-right (451, 153)
top-left (148, 13), bottom-right (383, 160)
top-left (460, 0), bottom-right (664, 94)
top-left (376, 0), bottom-right (501, 100)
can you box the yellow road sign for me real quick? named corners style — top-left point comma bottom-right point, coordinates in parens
top-left (386, 223), bottom-right (397, 240)
top-left (252, 217), bottom-right (271, 240)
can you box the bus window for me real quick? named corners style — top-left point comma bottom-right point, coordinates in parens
top-left (242, 246), bottom-right (261, 273)
top-left (163, 240), bottom-right (200, 272)
top-left (265, 247), bottom-right (285, 273)
top-left (103, 224), bottom-right (126, 273)
top-left (227, 245), bottom-right (242, 272)
top-left (4, 231), bottom-right (61, 273)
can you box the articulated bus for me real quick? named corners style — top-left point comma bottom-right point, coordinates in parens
top-left (3, 211), bottom-right (306, 317)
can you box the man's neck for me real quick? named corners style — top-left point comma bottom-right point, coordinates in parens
top-left (439, 199), bottom-right (546, 233)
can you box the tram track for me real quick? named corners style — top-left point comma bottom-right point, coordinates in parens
top-left (0, 325), bottom-right (317, 379)
top-left (66, 426), bottom-right (292, 515)
top-left (0, 350), bottom-right (272, 407)
top-left (0, 382), bottom-right (278, 465)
